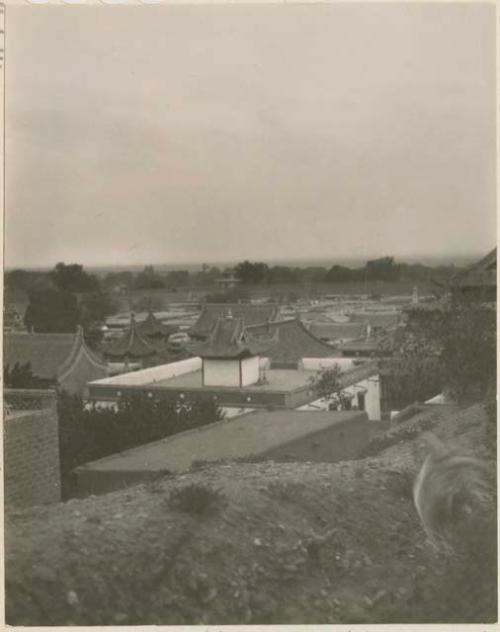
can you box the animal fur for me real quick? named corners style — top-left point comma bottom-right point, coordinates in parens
top-left (413, 433), bottom-right (493, 549)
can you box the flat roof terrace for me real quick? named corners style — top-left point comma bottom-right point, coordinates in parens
top-left (88, 367), bottom-right (318, 409)
top-left (78, 410), bottom-right (362, 473)
top-left (150, 369), bottom-right (316, 392)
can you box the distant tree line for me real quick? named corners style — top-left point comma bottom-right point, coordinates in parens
top-left (58, 392), bottom-right (224, 498)
top-left (233, 257), bottom-right (461, 285)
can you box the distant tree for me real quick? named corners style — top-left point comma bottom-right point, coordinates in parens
top-left (364, 256), bottom-right (401, 282)
top-left (102, 270), bottom-right (135, 290)
top-left (309, 364), bottom-right (354, 411)
top-left (234, 261), bottom-right (270, 284)
top-left (50, 262), bottom-right (100, 293)
top-left (134, 265), bottom-right (165, 289)
top-left (24, 288), bottom-right (79, 333)
top-left (299, 267), bottom-right (328, 284)
top-left (267, 266), bottom-right (299, 284)
top-left (165, 270), bottom-right (190, 288)
top-left (194, 266), bottom-right (221, 287)
top-left (4, 362), bottom-right (44, 389)
top-left (5, 269), bottom-right (47, 292)
top-left (79, 291), bottom-right (117, 324)
top-left (324, 265), bottom-right (362, 283)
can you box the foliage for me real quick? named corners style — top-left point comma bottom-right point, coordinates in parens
top-left (24, 288), bottom-right (80, 333)
top-left (234, 260), bottom-right (270, 284)
top-left (400, 299), bottom-right (496, 405)
top-left (57, 392), bottom-right (225, 497)
top-left (167, 483), bottom-right (226, 516)
top-left (309, 364), bottom-right (354, 411)
top-left (134, 265), bottom-right (165, 289)
top-left (5, 269), bottom-right (47, 292)
top-left (102, 270), bottom-right (135, 290)
top-left (3, 362), bottom-right (45, 389)
top-left (50, 262), bottom-right (100, 293)
top-left (365, 256), bottom-right (400, 282)
top-left (165, 270), bottom-right (190, 288)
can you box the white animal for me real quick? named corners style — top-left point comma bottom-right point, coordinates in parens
top-left (413, 433), bottom-right (493, 549)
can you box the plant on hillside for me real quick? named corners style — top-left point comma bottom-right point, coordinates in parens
top-left (167, 483), bottom-right (226, 516)
top-left (57, 392), bottom-right (224, 499)
top-left (393, 298), bottom-right (496, 405)
top-left (308, 364), bottom-right (354, 411)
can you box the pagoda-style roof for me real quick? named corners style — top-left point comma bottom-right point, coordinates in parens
top-left (449, 247), bottom-right (497, 289)
top-left (103, 316), bottom-right (157, 359)
top-left (247, 318), bottom-right (339, 367)
top-left (189, 303), bottom-right (281, 339)
top-left (4, 326), bottom-right (106, 380)
top-left (189, 316), bottom-right (274, 359)
top-left (136, 311), bottom-right (177, 339)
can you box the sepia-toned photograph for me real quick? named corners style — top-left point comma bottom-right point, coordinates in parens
top-left (2, 1), bottom-right (497, 626)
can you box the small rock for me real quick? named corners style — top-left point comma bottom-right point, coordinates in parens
top-left (66, 590), bottom-right (79, 606)
top-left (363, 596), bottom-right (374, 608)
top-left (253, 538), bottom-right (262, 547)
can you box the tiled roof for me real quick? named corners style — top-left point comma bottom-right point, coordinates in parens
top-left (103, 318), bottom-right (157, 359)
top-left (136, 312), bottom-right (177, 338)
top-left (189, 303), bottom-right (281, 338)
top-left (347, 312), bottom-right (401, 328)
top-left (57, 326), bottom-right (107, 379)
top-left (189, 317), bottom-right (273, 359)
top-left (4, 332), bottom-right (76, 379)
top-left (308, 321), bottom-right (367, 342)
top-left (449, 247), bottom-right (497, 288)
top-left (248, 318), bottom-right (339, 366)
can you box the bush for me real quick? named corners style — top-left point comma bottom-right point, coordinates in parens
top-left (167, 484), bottom-right (226, 516)
top-left (57, 392), bottom-right (224, 499)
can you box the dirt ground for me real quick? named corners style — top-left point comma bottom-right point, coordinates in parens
top-left (5, 402), bottom-right (497, 625)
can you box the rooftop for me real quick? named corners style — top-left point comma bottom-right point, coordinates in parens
top-left (4, 330), bottom-right (95, 380)
top-left (189, 303), bottom-right (281, 338)
top-left (150, 368), bottom-right (315, 392)
top-left (75, 409), bottom-right (366, 474)
top-left (103, 317), bottom-right (158, 359)
top-left (189, 316), bottom-right (273, 359)
top-left (449, 247), bottom-right (497, 289)
top-left (247, 318), bottom-right (338, 366)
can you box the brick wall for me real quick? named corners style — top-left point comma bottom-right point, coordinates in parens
top-left (4, 397), bottom-right (61, 507)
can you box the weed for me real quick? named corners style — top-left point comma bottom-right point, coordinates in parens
top-left (167, 483), bottom-right (226, 516)
top-left (265, 480), bottom-right (304, 502)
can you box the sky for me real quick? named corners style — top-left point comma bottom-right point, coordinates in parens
top-left (5, 3), bottom-right (497, 269)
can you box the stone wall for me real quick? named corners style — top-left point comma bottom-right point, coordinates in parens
top-left (4, 392), bottom-right (61, 507)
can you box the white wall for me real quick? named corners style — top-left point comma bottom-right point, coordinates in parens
top-left (297, 375), bottom-right (381, 421)
top-left (204, 359), bottom-right (241, 387)
top-left (241, 356), bottom-right (260, 386)
top-left (90, 357), bottom-right (202, 387)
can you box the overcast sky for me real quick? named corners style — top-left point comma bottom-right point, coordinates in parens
top-left (5, 3), bottom-right (497, 269)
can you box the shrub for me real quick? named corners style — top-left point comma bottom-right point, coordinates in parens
top-left (265, 480), bottom-right (304, 502)
top-left (167, 483), bottom-right (226, 516)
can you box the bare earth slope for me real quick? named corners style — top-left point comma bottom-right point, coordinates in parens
top-left (5, 403), bottom-right (497, 625)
